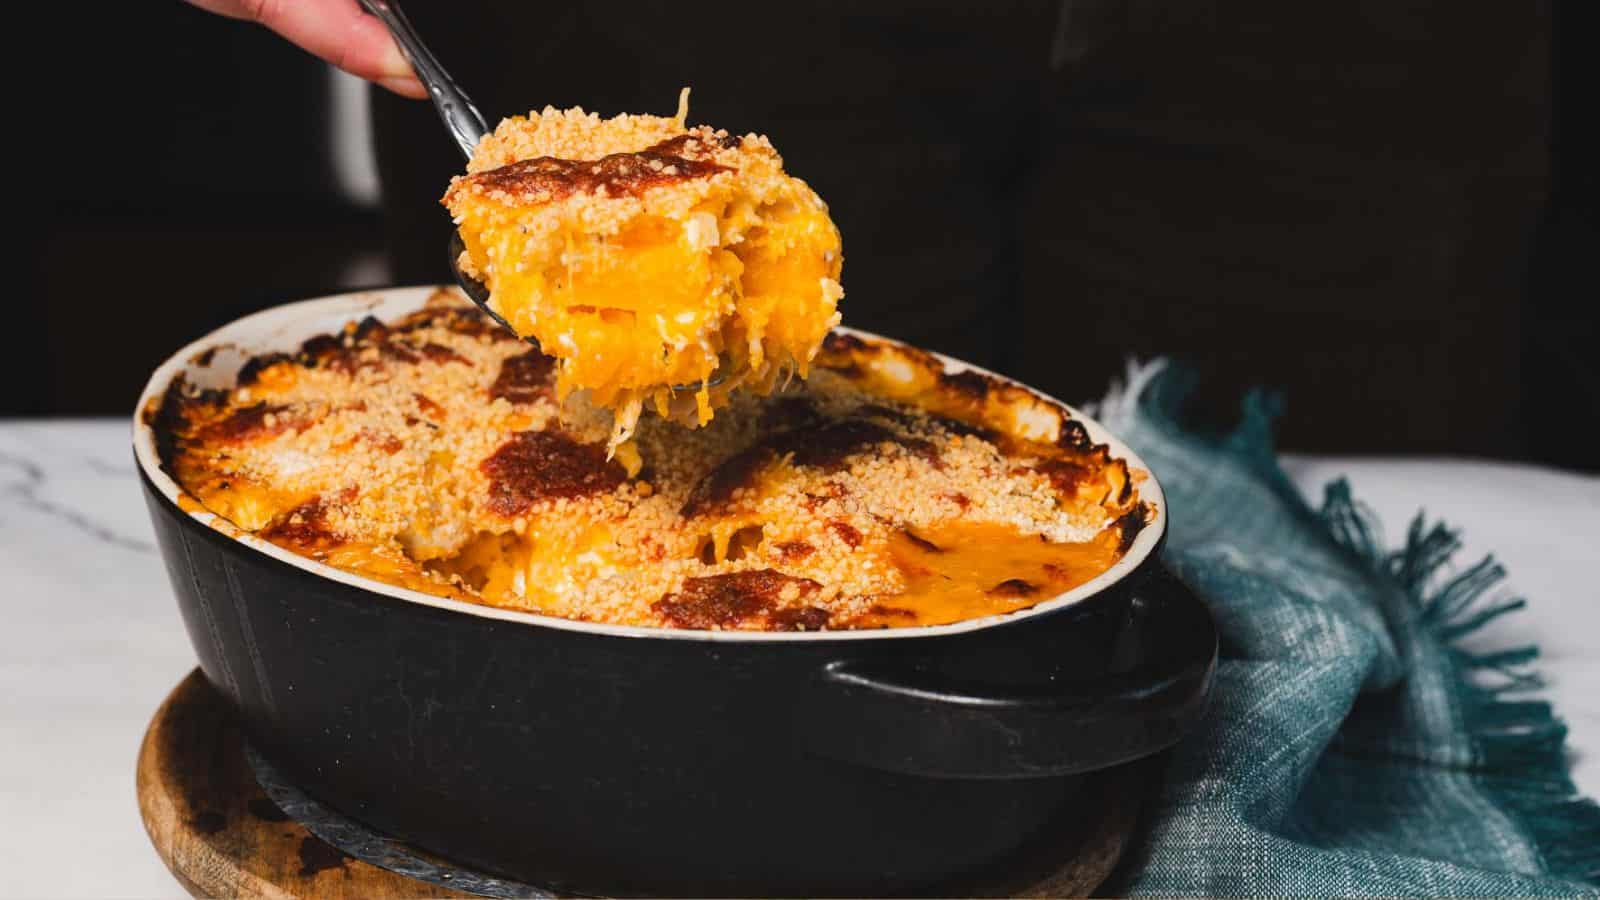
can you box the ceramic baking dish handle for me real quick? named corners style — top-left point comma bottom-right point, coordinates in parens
top-left (798, 565), bottom-right (1217, 779)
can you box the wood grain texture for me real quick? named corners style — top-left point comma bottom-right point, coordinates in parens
top-left (137, 668), bottom-right (1139, 898)
top-left (136, 670), bottom-right (474, 899)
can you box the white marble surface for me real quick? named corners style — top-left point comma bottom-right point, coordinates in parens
top-left (0, 419), bottom-right (1595, 898)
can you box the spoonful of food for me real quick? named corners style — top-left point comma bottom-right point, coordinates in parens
top-left (357, 0), bottom-right (729, 389)
top-left (360, 0), bottom-right (850, 453)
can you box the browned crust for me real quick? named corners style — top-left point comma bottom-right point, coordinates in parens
top-left (488, 349), bottom-right (557, 404)
top-left (480, 430), bottom-right (626, 516)
top-left (1111, 504), bottom-right (1154, 553)
top-left (148, 376), bottom-right (215, 481)
top-left (458, 133), bottom-right (738, 204)
top-left (259, 496), bottom-right (344, 553)
top-left (420, 342), bottom-right (469, 365)
top-left (827, 520), bottom-right (863, 548)
top-left (651, 569), bottom-right (830, 631)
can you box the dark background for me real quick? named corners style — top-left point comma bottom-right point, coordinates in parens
top-left (14, 1), bottom-right (1596, 471)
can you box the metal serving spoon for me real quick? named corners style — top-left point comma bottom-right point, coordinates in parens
top-left (355, 2), bottom-right (496, 313)
top-left (360, 0), bottom-right (726, 388)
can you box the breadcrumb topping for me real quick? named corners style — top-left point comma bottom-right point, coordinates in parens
top-left (155, 293), bottom-right (1148, 631)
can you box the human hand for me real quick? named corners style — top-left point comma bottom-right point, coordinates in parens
top-left (185, 0), bottom-right (427, 98)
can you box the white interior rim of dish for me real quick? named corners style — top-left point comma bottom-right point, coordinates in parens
top-left (132, 285), bottom-right (1168, 643)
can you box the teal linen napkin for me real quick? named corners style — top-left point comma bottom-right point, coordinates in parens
top-left (1088, 362), bottom-right (1600, 897)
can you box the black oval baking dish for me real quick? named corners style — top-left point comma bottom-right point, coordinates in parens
top-left (134, 287), bottom-right (1216, 897)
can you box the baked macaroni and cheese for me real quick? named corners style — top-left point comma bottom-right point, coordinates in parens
top-left (443, 94), bottom-right (843, 452)
top-left (152, 292), bottom-right (1150, 632)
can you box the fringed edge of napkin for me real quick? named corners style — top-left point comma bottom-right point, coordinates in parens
top-left (1319, 483), bottom-right (1600, 885)
top-left (1091, 359), bottom-right (1600, 886)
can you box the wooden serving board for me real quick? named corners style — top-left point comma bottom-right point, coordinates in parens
top-left (137, 669), bottom-right (1142, 898)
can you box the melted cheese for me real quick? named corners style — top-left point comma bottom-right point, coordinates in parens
top-left (867, 522), bottom-right (1122, 627)
top-left (445, 104), bottom-right (843, 451)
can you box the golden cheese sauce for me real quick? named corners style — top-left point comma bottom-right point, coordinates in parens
top-left (863, 522), bottom-right (1123, 627)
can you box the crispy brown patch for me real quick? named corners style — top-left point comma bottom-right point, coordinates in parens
top-left (260, 497), bottom-right (342, 550)
top-left (413, 392), bottom-right (444, 418)
top-left (652, 569), bottom-right (822, 629)
top-left (481, 430), bottom-right (625, 516)
top-left (267, 308), bottom-right (498, 379)
top-left (292, 315), bottom-right (479, 376)
top-left (772, 540), bottom-right (815, 562)
top-left (148, 377), bottom-right (216, 470)
top-left (378, 340), bottom-right (421, 365)
top-left (819, 332), bottom-right (946, 382)
top-left (235, 353), bottom-right (294, 386)
top-left (391, 303), bottom-right (507, 340)
top-left (296, 335), bottom-right (358, 374)
top-left (463, 134), bottom-right (733, 204)
top-left (1115, 460), bottom-right (1135, 504)
top-left (195, 403), bottom-right (306, 445)
top-left (649, 132), bottom-right (743, 155)
top-left (1057, 420), bottom-right (1093, 452)
top-left (420, 342), bottom-right (468, 365)
top-left (1111, 504), bottom-right (1151, 552)
top-left (489, 349), bottom-right (557, 404)
top-left (940, 370), bottom-right (992, 401)
top-left (801, 484), bottom-right (849, 511)
top-left (828, 520), bottom-right (863, 548)
top-left (768, 605), bottom-right (832, 632)
top-left (281, 318), bottom-right (388, 376)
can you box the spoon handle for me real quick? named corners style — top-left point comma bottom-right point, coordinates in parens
top-left (357, 0), bottom-right (487, 160)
